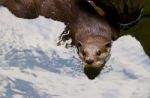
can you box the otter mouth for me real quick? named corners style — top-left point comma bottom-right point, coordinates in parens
top-left (83, 54), bottom-right (110, 80)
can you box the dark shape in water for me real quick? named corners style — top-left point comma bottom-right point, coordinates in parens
top-left (88, 0), bottom-right (150, 57)
top-left (88, 0), bottom-right (144, 30)
top-left (84, 65), bottom-right (104, 80)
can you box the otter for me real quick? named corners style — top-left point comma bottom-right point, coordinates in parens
top-left (0, 0), bottom-right (118, 79)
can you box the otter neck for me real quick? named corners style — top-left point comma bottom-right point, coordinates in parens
top-left (72, 9), bottom-right (113, 44)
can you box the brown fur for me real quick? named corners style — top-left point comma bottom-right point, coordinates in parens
top-left (1, 0), bottom-right (119, 79)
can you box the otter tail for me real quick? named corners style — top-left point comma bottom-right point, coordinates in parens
top-left (88, 0), bottom-right (145, 30)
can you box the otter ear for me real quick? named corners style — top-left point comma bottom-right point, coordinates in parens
top-left (76, 41), bottom-right (82, 47)
top-left (105, 42), bottom-right (112, 47)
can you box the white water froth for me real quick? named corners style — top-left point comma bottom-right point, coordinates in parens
top-left (0, 7), bottom-right (150, 98)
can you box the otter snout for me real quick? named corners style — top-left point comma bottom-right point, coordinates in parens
top-left (85, 59), bottom-right (94, 65)
top-left (84, 60), bottom-right (105, 79)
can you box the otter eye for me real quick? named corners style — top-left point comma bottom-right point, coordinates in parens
top-left (77, 42), bottom-right (82, 47)
top-left (96, 50), bottom-right (101, 56)
top-left (105, 42), bottom-right (111, 48)
top-left (82, 51), bottom-right (86, 56)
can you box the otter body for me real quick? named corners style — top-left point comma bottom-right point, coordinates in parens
top-left (1, 0), bottom-right (118, 79)
top-left (1, 0), bottom-right (76, 22)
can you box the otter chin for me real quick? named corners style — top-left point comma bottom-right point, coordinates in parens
top-left (76, 36), bottom-right (111, 79)
top-left (84, 65), bottom-right (104, 79)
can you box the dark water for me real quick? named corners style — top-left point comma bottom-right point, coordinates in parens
top-left (121, 0), bottom-right (150, 57)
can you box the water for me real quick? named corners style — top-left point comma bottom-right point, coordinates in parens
top-left (121, 0), bottom-right (150, 57)
top-left (0, 7), bottom-right (150, 98)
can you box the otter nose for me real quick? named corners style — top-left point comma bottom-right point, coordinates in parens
top-left (86, 59), bottom-right (94, 64)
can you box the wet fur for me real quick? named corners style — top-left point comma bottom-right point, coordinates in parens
top-left (1, 0), bottom-right (119, 79)
top-left (0, 0), bottom-right (118, 43)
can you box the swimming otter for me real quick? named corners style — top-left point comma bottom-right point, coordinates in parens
top-left (68, 3), bottom-right (116, 79)
top-left (1, 0), bottom-right (118, 79)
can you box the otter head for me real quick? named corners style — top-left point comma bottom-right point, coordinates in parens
top-left (76, 37), bottom-right (111, 79)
